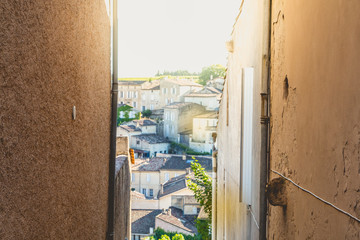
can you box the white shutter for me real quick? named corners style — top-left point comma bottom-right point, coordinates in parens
top-left (241, 67), bottom-right (254, 204)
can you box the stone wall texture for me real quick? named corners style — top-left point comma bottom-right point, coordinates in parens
top-left (0, 1), bottom-right (111, 239)
top-left (269, 0), bottom-right (360, 239)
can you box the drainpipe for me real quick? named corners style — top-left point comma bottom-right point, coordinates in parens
top-left (107, 0), bottom-right (118, 239)
top-left (259, 0), bottom-right (272, 239)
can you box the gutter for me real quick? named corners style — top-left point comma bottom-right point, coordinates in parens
top-left (259, 0), bottom-right (272, 239)
top-left (107, 0), bottom-right (118, 239)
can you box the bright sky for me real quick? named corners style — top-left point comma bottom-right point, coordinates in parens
top-left (118, 0), bottom-right (240, 77)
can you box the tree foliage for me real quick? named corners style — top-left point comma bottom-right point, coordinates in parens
top-left (187, 158), bottom-right (212, 239)
top-left (142, 109), bottom-right (152, 118)
top-left (148, 228), bottom-right (201, 240)
top-left (198, 64), bottom-right (226, 85)
top-left (155, 70), bottom-right (198, 76)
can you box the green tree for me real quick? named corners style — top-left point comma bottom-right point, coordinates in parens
top-left (172, 234), bottom-right (185, 240)
top-left (142, 109), bottom-right (152, 118)
top-left (187, 158), bottom-right (212, 239)
top-left (155, 70), bottom-right (198, 76)
top-left (198, 64), bottom-right (226, 85)
top-left (160, 235), bottom-right (171, 240)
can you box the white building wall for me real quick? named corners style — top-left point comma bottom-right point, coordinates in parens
top-left (131, 198), bottom-right (159, 210)
top-left (184, 96), bottom-right (219, 110)
top-left (140, 125), bottom-right (157, 134)
top-left (214, 0), bottom-right (269, 239)
top-left (149, 143), bottom-right (169, 157)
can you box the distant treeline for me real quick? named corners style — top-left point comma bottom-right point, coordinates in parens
top-left (155, 70), bottom-right (199, 76)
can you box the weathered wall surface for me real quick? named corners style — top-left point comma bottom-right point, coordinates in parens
top-left (115, 156), bottom-right (131, 240)
top-left (269, 0), bottom-right (360, 239)
top-left (0, 1), bottom-right (111, 239)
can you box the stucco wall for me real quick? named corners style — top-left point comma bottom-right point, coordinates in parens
top-left (184, 96), bottom-right (219, 110)
top-left (132, 171), bottom-right (161, 197)
top-left (214, 0), bottom-right (269, 239)
top-left (131, 198), bottom-right (159, 210)
top-left (269, 0), bottom-right (360, 239)
top-left (0, 1), bottom-right (111, 239)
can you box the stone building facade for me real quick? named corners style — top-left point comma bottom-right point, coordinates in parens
top-left (163, 102), bottom-right (206, 142)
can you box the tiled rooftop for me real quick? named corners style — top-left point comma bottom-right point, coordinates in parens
top-left (119, 125), bottom-right (141, 132)
top-left (133, 134), bottom-right (169, 144)
top-left (194, 111), bottom-right (218, 119)
top-left (132, 119), bottom-right (157, 126)
top-left (160, 155), bottom-right (212, 171)
top-left (131, 209), bottom-right (162, 234)
top-left (131, 191), bottom-right (146, 200)
top-left (164, 102), bottom-right (200, 109)
top-left (156, 207), bottom-right (197, 234)
top-left (184, 86), bottom-right (222, 97)
top-left (132, 157), bottom-right (166, 171)
top-left (164, 78), bottom-right (202, 87)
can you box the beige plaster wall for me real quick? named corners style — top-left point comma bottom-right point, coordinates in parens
top-left (269, 0), bottom-right (360, 239)
top-left (214, 0), bottom-right (269, 239)
top-left (0, 1), bottom-right (111, 239)
top-left (132, 171), bottom-right (161, 197)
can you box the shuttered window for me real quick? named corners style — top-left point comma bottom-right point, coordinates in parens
top-left (240, 67), bottom-right (254, 205)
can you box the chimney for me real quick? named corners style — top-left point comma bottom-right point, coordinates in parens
top-left (182, 154), bottom-right (186, 161)
top-left (167, 208), bottom-right (171, 216)
top-left (160, 184), bottom-right (164, 194)
top-left (149, 227), bottom-right (154, 234)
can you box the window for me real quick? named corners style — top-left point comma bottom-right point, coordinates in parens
top-left (134, 92), bottom-right (138, 98)
top-left (142, 106), bottom-right (146, 111)
top-left (150, 104), bottom-right (154, 110)
top-left (133, 102), bottom-right (137, 108)
top-left (154, 151), bottom-right (157, 156)
top-left (120, 101), bottom-right (124, 104)
top-left (149, 189), bottom-right (153, 197)
top-left (160, 151), bottom-right (162, 153)
top-left (165, 173), bottom-right (170, 182)
top-left (142, 188), bottom-right (146, 196)
top-left (163, 88), bottom-right (167, 94)
top-left (120, 91), bottom-right (124, 98)
top-left (172, 87), bottom-right (176, 94)
top-left (146, 174), bottom-right (151, 182)
top-left (131, 173), bottom-right (135, 182)
top-left (170, 98), bottom-right (173, 103)
top-left (136, 140), bottom-right (140, 145)
top-left (127, 91), bottom-right (130, 98)
top-left (165, 99), bottom-right (169, 105)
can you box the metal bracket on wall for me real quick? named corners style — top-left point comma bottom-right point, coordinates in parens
top-left (260, 93), bottom-right (269, 124)
top-left (72, 106), bottom-right (76, 120)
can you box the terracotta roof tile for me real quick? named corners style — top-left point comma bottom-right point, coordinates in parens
top-left (156, 207), bottom-right (197, 234)
top-left (132, 209), bottom-right (162, 234)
